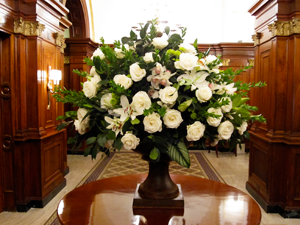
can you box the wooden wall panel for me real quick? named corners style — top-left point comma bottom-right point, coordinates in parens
top-left (247, 0), bottom-right (300, 214)
top-left (0, 0), bottom-right (71, 212)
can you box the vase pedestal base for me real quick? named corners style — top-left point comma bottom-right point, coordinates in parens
top-left (132, 184), bottom-right (184, 209)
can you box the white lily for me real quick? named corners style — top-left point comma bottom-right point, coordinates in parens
top-left (177, 68), bottom-right (209, 91)
top-left (113, 95), bottom-right (139, 121)
top-left (214, 82), bottom-right (237, 95)
top-left (104, 116), bottom-right (124, 137)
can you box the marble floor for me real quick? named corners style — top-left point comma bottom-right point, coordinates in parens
top-left (0, 150), bottom-right (299, 225)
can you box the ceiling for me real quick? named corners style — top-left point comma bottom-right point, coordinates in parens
top-left (86, 0), bottom-right (258, 44)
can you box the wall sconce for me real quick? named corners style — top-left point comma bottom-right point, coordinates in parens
top-left (47, 66), bottom-right (62, 110)
top-left (0, 15), bottom-right (4, 24)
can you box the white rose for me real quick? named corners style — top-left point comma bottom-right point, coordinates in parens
top-left (143, 52), bottom-right (154, 63)
top-left (163, 109), bottom-right (183, 129)
top-left (152, 37), bottom-right (168, 49)
top-left (205, 55), bottom-right (217, 64)
top-left (77, 108), bottom-right (89, 125)
top-left (195, 86), bottom-right (212, 103)
top-left (179, 43), bottom-right (197, 55)
top-left (91, 48), bottom-right (105, 60)
top-left (74, 119), bottom-right (88, 135)
top-left (220, 97), bottom-right (232, 113)
top-left (186, 121), bottom-right (205, 141)
top-left (218, 121), bottom-right (234, 140)
top-left (83, 81), bottom-right (97, 99)
top-left (174, 53), bottom-right (198, 71)
top-left (90, 66), bottom-right (98, 76)
top-left (131, 91), bottom-right (152, 115)
top-left (143, 112), bottom-right (162, 134)
top-left (113, 74), bottom-right (133, 89)
top-left (130, 63), bottom-right (146, 82)
top-left (115, 48), bottom-right (125, 58)
top-left (101, 93), bottom-right (114, 109)
top-left (115, 45), bottom-right (129, 58)
top-left (91, 75), bottom-right (101, 87)
top-left (207, 108), bottom-right (223, 127)
top-left (121, 132), bottom-right (140, 150)
top-left (159, 87), bottom-right (178, 105)
top-left (237, 121), bottom-right (248, 135)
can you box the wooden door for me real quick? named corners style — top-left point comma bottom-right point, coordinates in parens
top-left (0, 32), bottom-right (15, 212)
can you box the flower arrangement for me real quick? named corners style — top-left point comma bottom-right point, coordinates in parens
top-left (54, 20), bottom-right (266, 168)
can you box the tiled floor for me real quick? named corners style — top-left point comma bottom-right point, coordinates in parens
top-left (0, 150), bottom-right (299, 225)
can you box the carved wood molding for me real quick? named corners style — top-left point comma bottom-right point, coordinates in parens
top-left (248, 59), bottom-right (255, 66)
top-left (222, 59), bottom-right (230, 66)
top-left (268, 18), bottom-right (300, 37)
top-left (54, 33), bottom-right (66, 53)
top-left (64, 56), bottom-right (70, 64)
top-left (252, 32), bottom-right (261, 46)
top-left (14, 17), bottom-right (45, 37)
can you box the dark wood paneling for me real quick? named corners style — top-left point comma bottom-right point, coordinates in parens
top-left (66, 0), bottom-right (90, 38)
top-left (247, 0), bottom-right (300, 213)
top-left (0, 0), bottom-right (71, 212)
top-left (0, 32), bottom-right (15, 211)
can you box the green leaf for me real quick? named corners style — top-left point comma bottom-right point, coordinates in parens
top-left (91, 105), bottom-right (106, 112)
top-left (114, 138), bottom-right (123, 150)
top-left (67, 137), bottom-right (75, 145)
top-left (164, 26), bottom-right (170, 35)
top-left (130, 30), bottom-right (137, 40)
top-left (121, 37), bottom-right (131, 44)
top-left (83, 104), bottom-right (93, 108)
top-left (169, 34), bottom-right (181, 42)
top-left (240, 97), bottom-right (250, 105)
top-left (131, 118), bottom-right (140, 125)
top-left (56, 121), bottom-right (72, 131)
top-left (93, 56), bottom-right (101, 70)
top-left (84, 146), bottom-right (92, 157)
top-left (236, 108), bottom-right (251, 117)
top-left (84, 57), bottom-right (94, 66)
top-left (178, 99), bottom-right (193, 112)
top-left (86, 137), bottom-right (97, 145)
top-left (232, 95), bottom-right (241, 108)
top-left (140, 28), bottom-right (146, 39)
top-left (91, 145), bottom-right (98, 159)
top-left (99, 80), bottom-right (109, 85)
top-left (122, 120), bottom-right (131, 134)
top-left (107, 130), bottom-right (116, 140)
top-left (97, 135), bottom-right (107, 147)
top-left (193, 39), bottom-right (198, 50)
top-left (56, 115), bottom-right (66, 120)
top-left (244, 131), bottom-right (250, 139)
top-left (149, 147), bottom-right (160, 160)
top-left (168, 142), bottom-right (190, 168)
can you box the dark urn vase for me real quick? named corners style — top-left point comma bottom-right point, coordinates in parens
top-left (137, 153), bottom-right (179, 199)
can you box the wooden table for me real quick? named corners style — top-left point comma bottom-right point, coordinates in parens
top-left (57, 174), bottom-right (261, 225)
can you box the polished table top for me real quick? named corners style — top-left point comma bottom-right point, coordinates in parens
top-left (57, 174), bottom-right (261, 225)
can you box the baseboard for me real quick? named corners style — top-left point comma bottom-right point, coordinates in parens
top-left (16, 179), bottom-right (66, 212)
top-left (246, 182), bottom-right (279, 213)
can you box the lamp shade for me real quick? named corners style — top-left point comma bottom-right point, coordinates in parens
top-left (49, 70), bottom-right (62, 85)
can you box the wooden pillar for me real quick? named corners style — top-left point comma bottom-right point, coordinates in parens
top-left (64, 38), bottom-right (98, 153)
top-left (0, 0), bottom-right (71, 212)
top-left (247, 0), bottom-right (300, 214)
